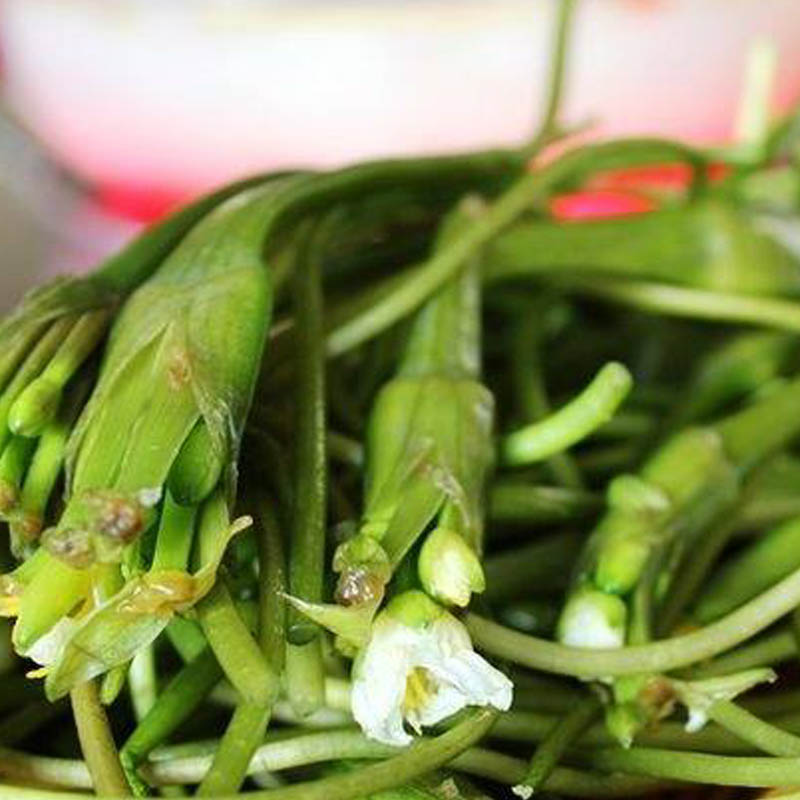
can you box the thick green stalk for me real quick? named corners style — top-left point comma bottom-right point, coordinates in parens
top-left (196, 580), bottom-right (276, 708)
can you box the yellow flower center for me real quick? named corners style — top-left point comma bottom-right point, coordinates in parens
top-left (403, 667), bottom-right (436, 714)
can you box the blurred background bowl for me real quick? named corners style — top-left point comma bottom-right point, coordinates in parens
top-left (0, 0), bottom-right (799, 298)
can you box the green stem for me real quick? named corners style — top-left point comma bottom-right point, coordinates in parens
top-left (693, 514), bottom-right (800, 625)
top-left (155, 710), bottom-right (496, 799)
top-left (121, 648), bottom-right (222, 781)
top-left (285, 640), bottom-right (326, 718)
top-left (453, 748), bottom-right (673, 797)
top-left (501, 362), bottom-right (632, 466)
top-left (583, 746), bottom-right (800, 787)
top-left (466, 562), bottom-right (800, 677)
top-left (488, 482), bottom-right (601, 526)
top-left (196, 497), bottom-right (286, 795)
top-left (129, 647), bottom-right (157, 723)
top-left (196, 580), bottom-right (277, 708)
top-left (702, 698), bottom-right (800, 757)
top-left (326, 138), bottom-right (705, 357)
top-left (555, 274), bottom-right (800, 334)
top-left (680, 628), bottom-right (795, 679)
top-left (656, 514), bottom-right (739, 634)
top-left (483, 532), bottom-right (584, 602)
top-left (522, 0), bottom-right (578, 157)
top-left (150, 494), bottom-right (196, 572)
top-left (287, 226), bottom-right (327, 645)
top-left (70, 680), bottom-right (131, 796)
top-left (0, 316), bottom-right (75, 452)
top-left (511, 313), bottom-right (583, 488)
top-left (514, 695), bottom-right (601, 796)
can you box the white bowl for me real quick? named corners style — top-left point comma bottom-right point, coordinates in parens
top-left (2, 0), bottom-right (800, 199)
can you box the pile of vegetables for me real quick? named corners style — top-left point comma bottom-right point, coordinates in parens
top-left (2, 1), bottom-right (800, 797)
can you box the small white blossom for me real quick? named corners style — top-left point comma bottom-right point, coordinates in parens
top-left (351, 590), bottom-right (512, 746)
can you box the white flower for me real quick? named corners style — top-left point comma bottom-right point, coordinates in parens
top-left (350, 590), bottom-right (512, 746)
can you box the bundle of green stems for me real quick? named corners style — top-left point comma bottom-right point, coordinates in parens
top-left (2, 2), bottom-right (800, 798)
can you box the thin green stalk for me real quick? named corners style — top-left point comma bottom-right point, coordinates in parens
top-left (287, 227), bottom-right (328, 645)
top-left (555, 274), bottom-right (800, 333)
top-left (701, 698), bottom-right (800, 757)
top-left (153, 710), bottom-right (497, 800)
top-left (120, 648), bottom-right (222, 789)
top-left (511, 313), bottom-right (583, 488)
top-left (521, 0), bottom-right (578, 157)
top-left (0, 700), bottom-right (65, 747)
top-left (694, 515), bottom-right (800, 624)
top-left (657, 514), bottom-right (740, 634)
top-left (500, 362), bottom-right (632, 467)
top-left (681, 627), bottom-right (795, 679)
top-left (164, 618), bottom-right (206, 664)
top-left (0, 316), bottom-right (76, 452)
top-left (514, 695), bottom-right (601, 797)
top-left (70, 680), bottom-right (131, 796)
top-left (453, 748), bottom-right (674, 797)
top-left (483, 532), bottom-right (584, 602)
top-left (582, 746), bottom-right (800, 787)
top-left (466, 563), bottom-right (800, 677)
top-left (492, 708), bottom-right (755, 755)
top-left (326, 138), bottom-right (705, 357)
top-left (327, 431), bottom-right (364, 468)
top-left (196, 498), bottom-right (286, 795)
top-left (488, 482), bottom-right (601, 526)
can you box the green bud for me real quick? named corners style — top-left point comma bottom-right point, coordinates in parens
top-left (384, 589), bottom-right (444, 629)
top-left (167, 421), bottom-right (224, 506)
top-left (8, 310), bottom-right (110, 437)
top-left (558, 586), bottom-right (627, 650)
top-left (0, 317), bottom-right (75, 453)
top-left (0, 436), bottom-right (37, 516)
top-left (418, 526), bottom-right (485, 607)
top-left (13, 552), bottom-right (91, 653)
top-left (8, 377), bottom-right (62, 438)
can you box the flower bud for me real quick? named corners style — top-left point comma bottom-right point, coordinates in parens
top-left (418, 527), bottom-right (485, 607)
